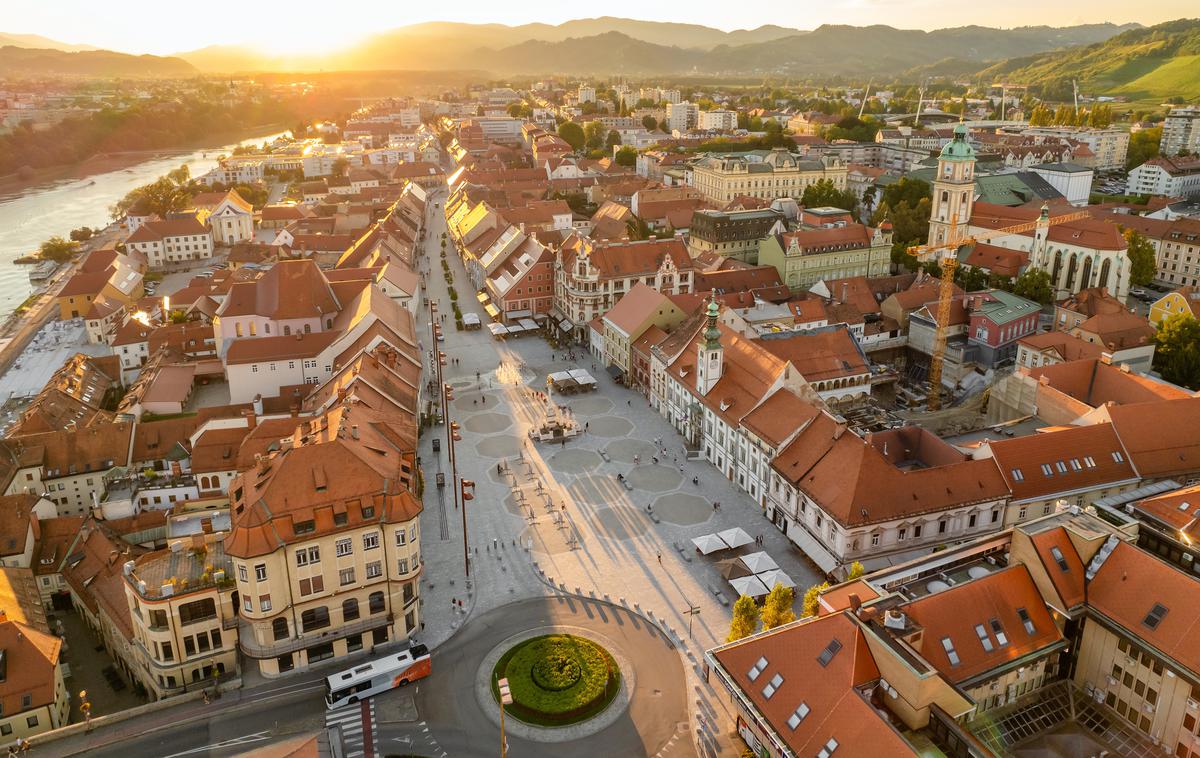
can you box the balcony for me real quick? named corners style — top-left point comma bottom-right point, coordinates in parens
top-left (238, 613), bottom-right (393, 659)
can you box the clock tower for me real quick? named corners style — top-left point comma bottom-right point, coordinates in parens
top-left (928, 124), bottom-right (977, 248)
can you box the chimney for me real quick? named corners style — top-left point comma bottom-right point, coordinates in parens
top-left (841, 282), bottom-right (849, 304)
top-left (351, 424), bottom-right (360, 439)
top-left (252, 394), bottom-right (264, 416)
top-left (848, 593), bottom-right (862, 613)
top-left (245, 409), bottom-right (257, 430)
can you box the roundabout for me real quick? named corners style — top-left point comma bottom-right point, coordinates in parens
top-left (380, 595), bottom-right (692, 757)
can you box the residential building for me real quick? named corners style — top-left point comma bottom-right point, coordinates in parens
top-left (191, 190), bottom-right (255, 245)
top-left (0, 603), bottom-right (68, 747)
top-left (698, 110), bottom-right (737, 132)
top-left (1029, 163), bottom-right (1092, 206)
top-left (226, 403), bottom-right (422, 678)
top-left (1019, 126), bottom-right (1129, 171)
top-left (1149, 286), bottom-right (1200, 327)
top-left (1127, 157), bottom-right (1200, 199)
top-left (125, 218), bottom-right (214, 270)
top-left (123, 526), bottom-right (238, 699)
top-left (577, 86), bottom-right (596, 104)
top-left (1162, 106), bottom-right (1200, 156)
top-left (692, 151), bottom-right (847, 205)
top-left (554, 236), bottom-right (697, 338)
top-left (667, 102), bottom-right (699, 133)
top-left (756, 222), bottom-right (892, 292)
top-left (600, 283), bottom-right (687, 378)
top-left (686, 208), bottom-right (785, 263)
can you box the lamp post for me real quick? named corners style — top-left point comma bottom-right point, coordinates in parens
top-left (498, 677), bottom-right (513, 758)
top-left (461, 479), bottom-right (475, 578)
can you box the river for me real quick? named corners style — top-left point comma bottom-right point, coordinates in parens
top-left (0, 129), bottom-right (290, 320)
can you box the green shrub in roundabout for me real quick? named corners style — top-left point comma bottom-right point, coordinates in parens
top-left (491, 634), bottom-right (620, 726)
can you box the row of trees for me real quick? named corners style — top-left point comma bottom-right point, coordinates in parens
top-left (1026, 104), bottom-right (1114, 128)
top-left (727, 563), bottom-right (867, 642)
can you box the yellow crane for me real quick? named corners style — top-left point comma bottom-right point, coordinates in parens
top-left (907, 207), bottom-right (1092, 410)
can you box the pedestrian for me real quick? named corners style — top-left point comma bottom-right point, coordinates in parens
top-left (497, 462), bottom-right (502, 475)
top-left (203, 690), bottom-right (211, 705)
top-left (657, 552), bottom-right (662, 565)
top-left (627, 399), bottom-right (632, 406)
top-left (585, 422), bottom-right (590, 431)
top-left (561, 438), bottom-right (567, 447)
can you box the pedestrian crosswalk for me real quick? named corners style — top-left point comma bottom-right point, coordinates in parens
top-left (326, 699), bottom-right (378, 758)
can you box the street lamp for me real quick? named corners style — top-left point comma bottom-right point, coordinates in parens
top-left (461, 479), bottom-right (475, 578)
top-left (498, 676), bottom-right (513, 758)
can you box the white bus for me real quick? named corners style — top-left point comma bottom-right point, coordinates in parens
top-left (324, 643), bottom-right (431, 708)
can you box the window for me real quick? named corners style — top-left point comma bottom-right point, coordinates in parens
top-left (897, 528), bottom-right (907, 542)
top-left (342, 598), bottom-right (360, 622)
top-left (395, 528), bottom-right (407, 546)
top-left (989, 618), bottom-right (1008, 646)
top-left (26, 716), bottom-right (38, 729)
top-left (976, 624), bottom-right (994, 652)
top-left (1113, 451), bottom-right (1125, 463)
top-left (1055, 461), bottom-right (1067, 474)
top-left (301, 607), bottom-right (331, 632)
top-left (1050, 546), bottom-right (1071, 572)
top-left (294, 520), bottom-right (316, 535)
top-left (299, 575), bottom-right (324, 596)
top-left (1144, 603), bottom-right (1169, 630)
top-left (1018, 507), bottom-right (1027, 520)
top-left (1070, 458), bottom-right (1082, 471)
top-left (296, 547), bottom-right (320, 566)
top-left (362, 505), bottom-right (375, 519)
top-left (817, 639), bottom-right (842, 667)
top-left (0, 725), bottom-right (10, 737)
top-left (333, 512), bottom-right (348, 526)
top-left (369, 591), bottom-right (386, 614)
top-left (339, 567), bottom-right (356, 586)
top-left (346, 633), bottom-right (363, 652)
top-left (762, 673), bottom-right (784, 699)
top-left (336, 538), bottom-right (353, 557)
top-left (1011, 468), bottom-right (1024, 482)
top-left (272, 618), bottom-right (289, 641)
top-left (870, 534), bottom-right (880, 547)
top-left (197, 632), bottom-right (211, 654)
top-left (1083, 456), bottom-right (1096, 468)
top-left (179, 598), bottom-right (217, 626)
top-left (363, 532), bottom-right (380, 550)
top-left (1017, 607), bottom-right (1036, 635)
top-left (184, 636), bottom-right (197, 656)
top-left (398, 558), bottom-right (409, 574)
top-left (161, 640), bottom-right (174, 661)
top-left (244, 596), bottom-right (253, 612)
top-left (786, 703), bottom-right (810, 730)
top-left (1041, 463), bottom-right (1054, 477)
top-left (938, 520), bottom-right (947, 534)
top-left (366, 561), bottom-right (382, 579)
top-left (259, 595), bottom-right (272, 612)
top-left (914, 524), bottom-right (922, 538)
top-left (968, 514), bottom-right (977, 528)
top-left (255, 564), bottom-right (267, 581)
top-left (942, 637), bottom-right (960, 666)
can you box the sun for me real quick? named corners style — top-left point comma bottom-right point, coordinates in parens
top-left (250, 28), bottom-right (366, 57)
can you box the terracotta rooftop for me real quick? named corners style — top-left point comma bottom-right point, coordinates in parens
top-left (987, 423), bottom-right (1137, 502)
top-left (1026, 526), bottom-right (1087, 611)
top-left (0, 614), bottom-right (61, 717)
top-left (126, 217), bottom-right (209, 243)
top-left (1017, 332), bottom-right (1103, 364)
top-left (1107, 398), bottom-right (1200, 479)
top-left (1029, 358), bottom-right (1190, 407)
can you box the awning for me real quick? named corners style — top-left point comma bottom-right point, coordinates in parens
top-left (729, 575), bottom-right (771, 598)
top-left (508, 309), bottom-right (533, 320)
top-left (691, 534), bottom-right (727, 555)
top-left (558, 317), bottom-right (575, 332)
top-left (738, 551), bottom-right (778, 574)
top-left (484, 304), bottom-right (501, 318)
top-left (785, 526), bottom-right (840, 575)
top-left (476, 291), bottom-right (490, 304)
top-left (717, 527), bottom-right (753, 549)
top-left (606, 365), bottom-right (624, 379)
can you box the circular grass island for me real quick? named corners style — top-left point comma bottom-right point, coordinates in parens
top-left (490, 634), bottom-right (622, 726)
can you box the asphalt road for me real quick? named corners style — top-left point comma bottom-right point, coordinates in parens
top-left (377, 595), bottom-right (694, 758)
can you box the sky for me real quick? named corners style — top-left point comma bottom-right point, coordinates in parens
top-left (5, 1), bottom-right (1195, 56)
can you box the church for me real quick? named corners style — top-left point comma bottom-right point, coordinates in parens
top-left (928, 124), bottom-right (1129, 300)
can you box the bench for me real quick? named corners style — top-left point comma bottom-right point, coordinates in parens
top-left (671, 541), bottom-right (692, 561)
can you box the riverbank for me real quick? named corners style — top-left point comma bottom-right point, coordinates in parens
top-left (0, 122), bottom-right (290, 195)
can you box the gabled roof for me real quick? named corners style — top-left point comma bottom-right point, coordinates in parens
top-left (602, 283), bottom-right (675, 336)
top-left (1028, 359), bottom-right (1190, 407)
top-left (711, 612), bottom-right (916, 757)
top-left (987, 423), bottom-right (1137, 502)
top-left (126, 217), bottom-right (209, 243)
top-left (1107, 398), bottom-right (1200, 479)
top-left (904, 565), bottom-right (1064, 685)
top-left (1088, 540), bottom-right (1200, 676)
top-left (0, 616), bottom-right (61, 716)
top-left (1027, 526), bottom-right (1087, 610)
top-left (1017, 332), bottom-right (1103, 363)
top-left (217, 259), bottom-right (340, 321)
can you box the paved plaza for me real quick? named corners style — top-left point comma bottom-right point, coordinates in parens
top-left (412, 190), bottom-right (823, 757)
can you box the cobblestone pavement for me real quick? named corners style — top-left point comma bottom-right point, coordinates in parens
top-left (414, 188), bottom-right (824, 757)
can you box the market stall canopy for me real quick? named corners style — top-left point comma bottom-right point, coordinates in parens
top-left (756, 568), bottom-right (795, 589)
top-left (738, 551), bottom-right (779, 574)
top-left (729, 575), bottom-right (771, 598)
top-left (717, 527), bottom-right (753, 549)
top-left (691, 534), bottom-right (728, 555)
top-left (716, 557), bottom-right (753, 580)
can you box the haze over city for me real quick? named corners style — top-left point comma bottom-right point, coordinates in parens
top-left (3, 2), bottom-right (1195, 55)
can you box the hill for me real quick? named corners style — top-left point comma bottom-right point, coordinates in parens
top-left (175, 18), bottom-right (1139, 76)
top-left (0, 46), bottom-right (196, 77)
top-left (979, 18), bottom-right (1200, 102)
top-left (0, 32), bottom-right (95, 52)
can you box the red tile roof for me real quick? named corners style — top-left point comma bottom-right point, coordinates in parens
top-left (1027, 526), bottom-right (1087, 610)
top-left (1107, 398), bottom-right (1200, 479)
top-left (987, 423), bottom-right (1137, 502)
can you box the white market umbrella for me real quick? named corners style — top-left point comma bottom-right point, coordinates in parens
top-left (717, 527), bottom-right (753, 549)
top-left (739, 551), bottom-right (779, 574)
top-left (729, 575), bottom-right (771, 598)
top-left (692, 534), bottom-right (728, 555)
top-left (756, 569), bottom-right (796, 590)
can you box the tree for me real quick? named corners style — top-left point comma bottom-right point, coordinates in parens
top-left (847, 561), bottom-right (866, 580)
top-left (583, 121), bottom-right (606, 150)
top-left (39, 236), bottom-right (79, 263)
top-left (1123, 228), bottom-right (1157, 287)
top-left (642, 115), bottom-right (658, 131)
top-left (1012, 268), bottom-right (1054, 305)
top-left (557, 122), bottom-right (585, 152)
top-left (69, 226), bottom-right (94, 242)
top-left (801, 179), bottom-right (858, 216)
top-left (801, 582), bottom-right (829, 618)
top-left (1154, 313), bottom-right (1200, 390)
top-left (605, 130), bottom-right (622, 148)
top-left (823, 115), bottom-right (879, 142)
top-left (760, 584), bottom-right (796, 630)
top-left (956, 265), bottom-right (991, 292)
top-left (331, 157), bottom-right (350, 177)
top-left (727, 595), bottom-right (760, 641)
top-left (1126, 127), bottom-right (1162, 170)
top-left (614, 146), bottom-right (638, 167)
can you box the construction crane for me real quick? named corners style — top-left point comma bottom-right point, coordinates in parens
top-left (907, 207), bottom-right (1092, 411)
